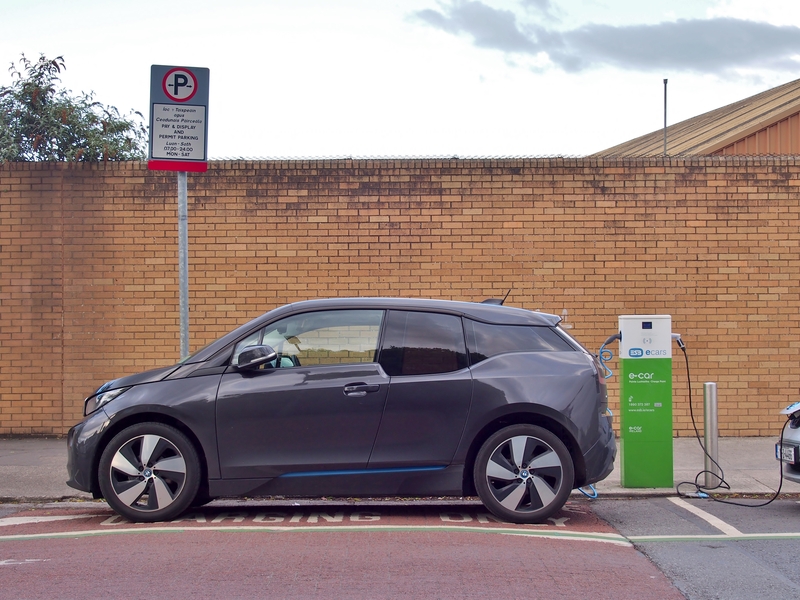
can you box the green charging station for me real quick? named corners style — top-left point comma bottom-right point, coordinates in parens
top-left (618, 315), bottom-right (673, 488)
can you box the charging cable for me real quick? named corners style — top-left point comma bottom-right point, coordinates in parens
top-left (573, 334), bottom-right (619, 501)
top-left (675, 339), bottom-right (787, 507)
top-left (598, 333), bottom-right (621, 379)
top-left (578, 333), bottom-right (624, 501)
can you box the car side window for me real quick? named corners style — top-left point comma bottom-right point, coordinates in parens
top-left (232, 310), bottom-right (384, 368)
top-left (465, 320), bottom-right (575, 365)
top-left (379, 311), bottom-right (468, 377)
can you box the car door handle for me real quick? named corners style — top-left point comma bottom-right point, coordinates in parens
top-left (343, 383), bottom-right (380, 397)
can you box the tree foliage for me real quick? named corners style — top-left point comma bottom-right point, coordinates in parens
top-left (0, 54), bottom-right (147, 162)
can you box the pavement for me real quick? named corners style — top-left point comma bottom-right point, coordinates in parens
top-left (1, 435), bottom-right (799, 504)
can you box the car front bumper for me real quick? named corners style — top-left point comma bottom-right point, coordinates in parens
top-left (776, 421), bottom-right (800, 484)
top-left (66, 409), bottom-right (111, 495)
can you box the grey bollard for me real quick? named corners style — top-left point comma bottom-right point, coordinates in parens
top-left (704, 382), bottom-right (722, 488)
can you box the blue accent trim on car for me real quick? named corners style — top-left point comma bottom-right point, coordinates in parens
top-left (278, 466), bottom-right (447, 478)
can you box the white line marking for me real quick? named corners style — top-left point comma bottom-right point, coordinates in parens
top-left (0, 525), bottom-right (632, 546)
top-left (629, 532), bottom-right (800, 542)
top-left (668, 497), bottom-right (743, 536)
top-left (0, 515), bottom-right (101, 527)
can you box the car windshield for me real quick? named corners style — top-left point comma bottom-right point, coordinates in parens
top-left (178, 338), bottom-right (221, 364)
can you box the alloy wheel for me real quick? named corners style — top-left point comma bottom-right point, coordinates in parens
top-left (99, 422), bottom-right (200, 521)
top-left (108, 433), bottom-right (187, 512)
top-left (485, 434), bottom-right (564, 512)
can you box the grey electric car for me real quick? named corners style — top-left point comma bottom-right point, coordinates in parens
top-left (67, 297), bottom-right (616, 524)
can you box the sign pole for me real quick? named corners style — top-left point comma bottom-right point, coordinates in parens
top-left (147, 64), bottom-right (209, 359)
top-left (178, 171), bottom-right (190, 359)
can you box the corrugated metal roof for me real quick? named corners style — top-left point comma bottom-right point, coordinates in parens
top-left (593, 78), bottom-right (800, 157)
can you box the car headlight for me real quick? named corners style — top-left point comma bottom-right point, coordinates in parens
top-left (84, 387), bottom-right (130, 416)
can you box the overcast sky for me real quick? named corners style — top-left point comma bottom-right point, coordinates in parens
top-left (1, 0), bottom-right (799, 158)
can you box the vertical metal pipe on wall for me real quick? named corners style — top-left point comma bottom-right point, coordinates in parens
top-left (663, 78), bottom-right (668, 156)
top-left (178, 171), bottom-right (189, 360)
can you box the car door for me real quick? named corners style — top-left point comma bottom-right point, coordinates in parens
top-left (368, 310), bottom-right (473, 467)
top-left (216, 309), bottom-right (389, 479)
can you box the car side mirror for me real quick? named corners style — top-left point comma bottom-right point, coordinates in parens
top-left (234, 345), bottom-right (278, 370)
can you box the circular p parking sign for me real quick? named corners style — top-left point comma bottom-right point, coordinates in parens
top-left (162, 68), bottom-right (198, 102)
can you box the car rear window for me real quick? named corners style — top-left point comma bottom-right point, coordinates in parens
top-left (466, 320), bottom-right (575, 365)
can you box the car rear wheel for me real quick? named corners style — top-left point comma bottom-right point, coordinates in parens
top-left (474, 424), bottom-right (574, 524)
top-left (98, 422), bottom-right (200, 523)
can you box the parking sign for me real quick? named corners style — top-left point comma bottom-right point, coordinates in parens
top-left (148, 65), bottom-right (209, 172)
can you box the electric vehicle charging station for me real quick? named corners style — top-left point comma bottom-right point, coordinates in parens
top-left (618, 315), bottom-right (674, 487)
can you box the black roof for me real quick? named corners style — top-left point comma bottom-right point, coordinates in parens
top-left (188, 297), bottom-right (560, 364)
top-left (275, 298), bottom-right (558, 324)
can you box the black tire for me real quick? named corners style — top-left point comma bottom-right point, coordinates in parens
top-left (98, 422), bottom-right (201, 523)
top-left (474, 424), bottom-right (574, 524)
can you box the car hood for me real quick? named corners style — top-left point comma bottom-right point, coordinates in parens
top-left (94, 365), bottom-right (181, 395)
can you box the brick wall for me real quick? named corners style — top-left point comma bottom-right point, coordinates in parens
top-left (1, 157), bottom-right (799, 436)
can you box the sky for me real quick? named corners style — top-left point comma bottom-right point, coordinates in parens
top-left (2, 0), bottom-right (800, 159)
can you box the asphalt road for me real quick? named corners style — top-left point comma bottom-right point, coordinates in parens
top-left (593, 496), bottom-right (800, 599)
top-left (2, 497), bottom-right (800, 599)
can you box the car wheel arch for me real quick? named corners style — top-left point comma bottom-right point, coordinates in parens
top-left (89, 412), bottom-right (208, 498)
top-left (462, 412), bottom-right (587, 497)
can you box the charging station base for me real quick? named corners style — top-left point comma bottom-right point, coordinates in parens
top-left (619, 439), bottom-right (674, 488)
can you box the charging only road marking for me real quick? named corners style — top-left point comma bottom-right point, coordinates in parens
top-left (667, 497), bottom-right (743, 536)
top-left (0, 515), bottom-right (101, 528)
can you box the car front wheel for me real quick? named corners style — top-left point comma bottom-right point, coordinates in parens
top-left (98, 422), bottom-right (200, 523)
top-left (474, 424), bottom-right (574, 524)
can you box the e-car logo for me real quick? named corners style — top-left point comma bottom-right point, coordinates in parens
top-left (629, 372), bottom-right (655, 380)
top-left (628, 348), bottom-right (644, 357)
